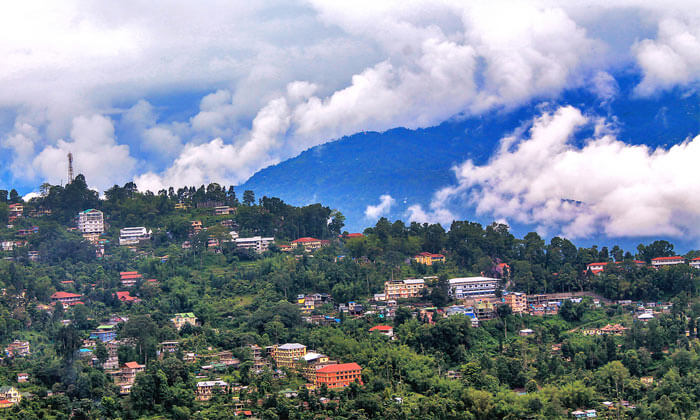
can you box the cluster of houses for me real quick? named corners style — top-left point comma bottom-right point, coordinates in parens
top-left (587, 255), bottom-right (700, 275)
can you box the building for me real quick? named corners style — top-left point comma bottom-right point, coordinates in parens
top-left (16, 226), bottom-right (39, 237)
top-left (115, 291), bottom-right (140, 304)
top-left (0, 386), bottom-right (21, 404)
top-left (51, 291), bottom-right (82, 308)
top-left (120, 271), bottom-right (142, 287)
top-left (8, 204), bottom-right (23, 222)
top-left (108, 361), bottom-right (145, 394)
top-left (503, 292), bottom-right (527, 313)
top-left (448, 277), bottom-right (499, 299)
top-left (651, 256), bottom-right (685, 267)
top-left (519, 329), bottom-right (534, 336)
top-left (290, 237), bottom-right (323, 252)
top-left (582, 324), bottom-right (628, 336)
top-left (214, 206), bottom-right (233, 215)
top-left (90, 325), bottom-right (117, 342)
top-left (369, 325), bottom-right (394, 337)
top-left (412, 252), bottom-right (446, 265)
top-left (384, 279), bottom-right (426, 300)
top-left (690, 257), bottom-right (700, 269)
top-left (158, 341), bottom-right (179, 357)
top-left (5, 340), bottom-right (30, 357)
top-left (273, 343), bottom-right (307, 369)
top-left (587, 262), bottom-right (608, 275)
top-left (77, 209), bottom-right (104, 234)
top-left (298, 352), bottom-right (334, 382)
top-left (235, 236), bottom-right (275, 253)
top-left (316, 362), bottom-right (363, 389)
top-left (119, 227), bottom-right (151, 245)
top-left (190, 220), bottom-right (203, 235)
top-left (171, 312), bottom-right (198, 330)
top-left (196, 380), bottom-right (229, 401)
top-left (16, 373), bottom-right (28, 383)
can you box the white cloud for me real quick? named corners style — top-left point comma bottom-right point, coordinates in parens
top-left (33, 115), bottom-right (136, 189)
top-left (413, 105), bottom-right (700, 238)
top-left (365, 195), bottom-right (396, 219)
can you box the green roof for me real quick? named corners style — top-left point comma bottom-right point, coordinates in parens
top-left (97, 325), bottom-right (115, 330)
top-left (175, 312), bottom-right (196, 318)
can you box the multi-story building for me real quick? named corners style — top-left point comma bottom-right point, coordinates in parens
top-left (0, 386), bottom-right (21, 404)
top-left (213, 206), bottom-right (233, 215)
top-left (235, 236), bottom-right (274, 253)
top-left (77, 209), bottom-right (104, 234)
top-left (171, 312), bottom-right (198, 330)
top-left (190, 220), bottom-right (203, 235)
top-left (369, 325), bottom-right (394, 337)
top-left (51, 291), bottom-right (83, 308)
top-left (5, 340), bottom-right (30, 357)
top-left (297, 352), bottom-right (334, 382)
top-left (108, 361), bottom-right (145, 395)
top-left (119, 227), bottom-right (151, 245)
top-left (384, 279), bottom-right (425, 300)
top-left (651, 256), bottom-right (685, 267)
top-left (586, 262), bottom-right (608, 275)
top-left (158, 341), bottom-right (179, 357)
top-left (412, 252), bottom-right (446, 265)
top-left (290, 237), bottom-right (323, 252)
top-left (691, 257), bottom-right (700, 269)
top-left (315, 362), bottom-right (363, 389)
top-left (196, 380), bottom-right (229, 401)
top-left (8, 204), bottom-right (23, 222)
top-left (273, 343), bottom-right (307, 369)
top-left (448, 277), bottom-right (499, 299)
top-left (90, 325), bottom-right (117, 342)
top-left (120, 271), bottom-right (142, 287)
top-left (503, 292), bottom-right (527, 313)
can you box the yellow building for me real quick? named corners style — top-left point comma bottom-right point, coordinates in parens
top-left (412, 252), bottom-right (446, 265)
top-left (0, 386), bottom-right (21, 404)
top-left (384, 279), bottom-right (425, 300)
top-left (273, 343), bottom-right (307, 369)
top-left (171, 312), bottom-right (198, 330)
top-left (503, 292), bottom-right (527, 313)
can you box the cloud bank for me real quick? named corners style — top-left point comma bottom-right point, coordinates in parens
top-left (410, 105), bottom-right (700, 239)
top-left (365, 195), bottom-right (396, 220)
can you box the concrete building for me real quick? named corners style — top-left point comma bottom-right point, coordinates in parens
top-left (290, 237), bottom-right (323, 252)
top-left (412, 252), bottom-right (446, 265)
top-left (691, 257), bottom-right (700, 269)
top-left (448, 277), bottom-right (499, 299)
top-left (0, 386), bottom-right (21, 404)
top-left (171, 312), bottom-right (198, 330)
top-left (384, 279), bottom-right (426, 300)
top-left (51, 291), bottom-right (83, 308)
top-left (503, 292), bottom-right (527, 313)
top-left (315, 362), bottom-right (363, 389)
top-left (196, 380), bottom-right (229, 401)
top-left (235, 236), bottom-right (274, 253)
top-left (119, 227), bottom-right (151, 245)
top-left (651, 256), bottom-right (685, 267)
top-left (369, 325), bottom-right (394, 337)
top-left (273, 343), bottom-right (307, 369)
top-left (77, 209), bottom-right (104, 234)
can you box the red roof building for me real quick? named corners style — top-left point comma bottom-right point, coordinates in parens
top-left (115, 291), bottom-right (140, 303)
top-left (651, 256), bottom-right (685, 267)
top-left (51, 291), bottom-right (82, 306)
top-left (316, 362), bottom-right (363, 389)
top-left (412, 252), bottom-right (446, 266)
top-left (290, 237), bottom-right (324, 252)
top-left (369, 325), bottom-right (394, 337)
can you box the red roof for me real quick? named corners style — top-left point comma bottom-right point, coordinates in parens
top-left (652, 256), bottom-right (684, 261)
top-left (588, 262), bottom-right (608, 266)
top-left (51, 291), bottom-right (82, 299)
top-left (345, 233), bottom-right (364, 238)
top-left (120, 273), bottom-right (142, 279)
top-left (60, 280), bottom-right (74, 284)
top-left (0, 399), bottom-right (12, 405)
top-left (124, 361), bottom-right (143, 369)
top-left (116, 291), bottom-right (138, 301)
top-left (416, 252), bottom-right (444, 258)
top-left (120, 271), bottom-right (138, 275)
top-left (369, 325), bottom-right (393, 332)
top-left (692, 257), bottom-right (700, 261)
top-left (291, 237), bottom-right (320, 243)
top-left (316, 362), bottom-right (362, 373)
top-left (147, 279), bottom-right (158, 282)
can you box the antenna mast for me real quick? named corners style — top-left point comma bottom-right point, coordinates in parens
top-left (67, 152), bottom-right (74, 182)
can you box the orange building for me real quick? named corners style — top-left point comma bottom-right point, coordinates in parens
top-left (316, 362), bottom-right (363, 389)
top-left (503, 292), bottom-right (527, 313)
top-left (412, 252), bottom-right (446, 265)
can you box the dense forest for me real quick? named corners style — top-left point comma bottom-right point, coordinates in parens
top-left (0, 175), bottom-right (698, 419)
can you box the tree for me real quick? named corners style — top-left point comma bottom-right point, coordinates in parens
top-left (56, 325), bottom-right (81, 363)
top-left (243, 190), bottom-right (255, 206)
top-left (429, 275), bottom-right (449, 307)
top-left (95, 341), bottom-right (109, 367)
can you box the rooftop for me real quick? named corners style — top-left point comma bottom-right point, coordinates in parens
top-left (278, 343), bottom-right (306, 350)
top-left (316, 362), bottom-right (362, 373)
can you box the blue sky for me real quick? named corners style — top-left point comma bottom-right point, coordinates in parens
top-left (3, 1), bottom-right (700, 244)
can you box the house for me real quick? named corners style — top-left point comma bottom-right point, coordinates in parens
top-left (571, 410), bottom-right (597, 418)
top-left (51, 291), bottom-right (82, 308)
top-left (315, 362), bottom-right (363, 389)
top-left (8, 204), bottom-right (23, 222)
top-left (519, 329), bottom-right (534, 337)
top-left (448, 277), bottom-right (499, 299)
top-left (190, 220), bottom-right (203, 235)
top-left (690, 257), bottom-right (700, 269)
top-left (5, 340), bottom-right (30, 357)
top-left (638, 312), bottom-right (655, 322)
top-left (290, 237), bottom-right (323, 252)
top-left (234, 236), bottom-right (275, 253)
top-left (196, 380), bottom-right (229, 401)
top-left (115, 291), bottom-right (140, 304)
top-left (174, 202), bottom-right (187, 210)
top-left (586, 262), bottom-right (608, 275)
top-left (641, 376), bottom-right (654, 386)
top-left (108, 361), bottom-right (145, 394)
top-left (0, 386), bottom-right (21, 404)
top-left (213, 206), bottom-right (233, 215)
top-left (651, 256), bottom-right (685, 267)
top-left (503, 292), bottom-right (527, 313)
top-left (384, 279), bottom-right (425, 300)
top-left (90, 325), bottom-right (117, 342)
top-left (342, 233), bottom-right (364, 239)
top-left (171, 312), bottom-right (198, 330)
top-left (119, 227), bottom-right (151, 245)
top-left (77, 209), bottom-right (104, 234)
top-left (16, 373), bottom-right (28, 383)
top-left (412, 252), bottom-right (446, 265)
top-left (16, 226), bottom-right (39, 237)
top-left (369, 325), bottom-right (394, 337)
top-left (119, 271), bottom-right (142, 287)
top-left (273, 343), bottom-right (307, 369)
top-left (27, 251), bottom-right (39, 261)
top-left (158, 341), bottom-right (179, 356)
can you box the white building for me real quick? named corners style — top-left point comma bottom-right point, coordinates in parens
top-left (690, 257), bottom-right (700, 269)
top-left (651, 256), bottom-right (685, 267)
top-left (234, 236), bottom-right (274, 253)
top-left (78, 209), bottom-right (104, 234)
top-left (119, 227), bottom-right (151, 245)
top-left (448, 277), bottom-right (499, 299)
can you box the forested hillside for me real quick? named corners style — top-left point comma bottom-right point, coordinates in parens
top-left (0, 176), bottom-right (698, 419)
